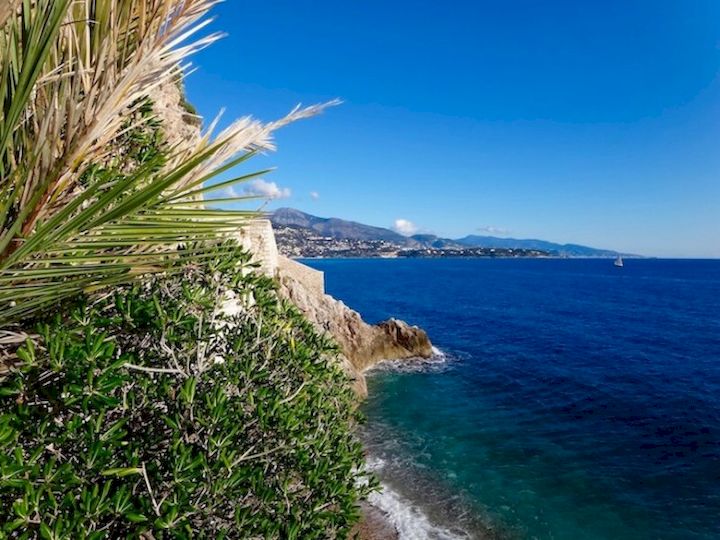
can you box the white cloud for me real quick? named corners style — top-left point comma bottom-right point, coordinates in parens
top-left (243, 179), bottom-right (291, 200)
top-left (223, 186), bottom-right (240, 198)
top-left (309, 191), bottom-right (320, 200)
top-left (393, 218), bottom-right (419, 236)
top-left (477, 225), bottom-right (511, 236)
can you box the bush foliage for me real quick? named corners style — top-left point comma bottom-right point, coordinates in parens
top-left (0, 247), bottom-right (370, 539)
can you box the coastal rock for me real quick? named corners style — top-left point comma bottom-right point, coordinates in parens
top-left (278, 258), bottom-right (433, 397)
top-left (349, 502), bottom-right (399, 540)
top-left (371, 319), bottom-right (435, 370)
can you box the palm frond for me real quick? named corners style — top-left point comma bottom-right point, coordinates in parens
top-left (0, 1), bottom-right (338, 325)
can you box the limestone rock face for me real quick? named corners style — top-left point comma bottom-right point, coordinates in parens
top-left (148, 80), bottom-right (202, 156)
top-left (225, 214), bottom-right (433, 398)
top-left (278, 267), bottom-right (432, 397)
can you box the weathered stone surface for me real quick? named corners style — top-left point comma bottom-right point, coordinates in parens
top-left (234, 220), bottom-right (279, 277)
top-left (349, 502), bottom-right (399, 540)
top-left (278, 256), bottom-right (324, 296)
top-left (149, 79), bottom-right (201, 155)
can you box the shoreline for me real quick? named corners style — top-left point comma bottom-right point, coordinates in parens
top-left (354, 440), bottom-right (486, 540)
top-left (353, 351), bottom-right (480, 540)
top-left (296, 255), bottom-right (650, 260)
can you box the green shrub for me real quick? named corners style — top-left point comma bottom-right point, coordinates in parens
top-left (0, 246), bottom-right (370, 539)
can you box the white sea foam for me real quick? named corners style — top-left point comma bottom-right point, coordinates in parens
top-left (368, 346), bottom-right (451, 374)
top-left (368, 482), bottom-right (468, 540)
top-left (361, 348), bottom-right (477, 538)
top-left (431, 345), bottom-right (447, 359)
top-left (365, 454), bottom-right (469, 540)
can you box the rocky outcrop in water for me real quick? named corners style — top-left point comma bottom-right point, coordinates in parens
top-left (278, 260), bottom-right (433, 397)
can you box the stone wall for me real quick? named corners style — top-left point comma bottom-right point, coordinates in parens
top-left (236, 220), bottom-right (325, 295)
top-left (235, 219), bottom-right (280, 278)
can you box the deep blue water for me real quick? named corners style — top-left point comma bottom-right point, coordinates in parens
top-left (302, 258), bottom-right (720, 540)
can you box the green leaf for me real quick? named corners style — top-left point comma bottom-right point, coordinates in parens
top-left (39, 523), bottom-right (53, 540)
top-left (100, 467), bottom-right (143, 477)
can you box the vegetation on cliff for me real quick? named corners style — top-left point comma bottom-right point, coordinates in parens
top-left (0, 247), bottom-right (371, 538)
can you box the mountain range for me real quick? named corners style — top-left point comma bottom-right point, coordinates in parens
top-left (270, 208), bottom-right (629, 258)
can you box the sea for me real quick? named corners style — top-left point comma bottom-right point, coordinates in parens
top-left (301, 258), bottom-right (720, 540)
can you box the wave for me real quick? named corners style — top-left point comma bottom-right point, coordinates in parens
top-left (359, 419), bottom-right (507, 540)
top-left (365, 457), bottom-right (470, 540)
top-left (431, 345), bottom-right (446, 358)
top-left (369, 482), bottom-right (469, 540)
top-left (368, 346), bottom-right (454, 374)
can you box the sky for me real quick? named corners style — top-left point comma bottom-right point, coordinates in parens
top-left (185, 0), bottom-right (720, 258)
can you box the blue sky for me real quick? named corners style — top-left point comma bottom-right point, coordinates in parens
top-left (185, 1), bottom-right (720, 257)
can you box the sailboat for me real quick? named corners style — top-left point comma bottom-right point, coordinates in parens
top-left (614, 255), bottom-right (624, 268)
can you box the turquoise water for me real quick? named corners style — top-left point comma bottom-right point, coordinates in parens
top-left (303, 258), bottom-right (720, 540)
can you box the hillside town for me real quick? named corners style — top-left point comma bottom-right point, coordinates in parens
top-left (273, 224), bottom-right (551, 258)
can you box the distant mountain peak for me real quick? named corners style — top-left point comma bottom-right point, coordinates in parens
top-left (270, 208), bottom-right (407, 243)
top-left (455, 234), bottom-right (628, 257)
top-left (273, 207), bottom-right (308, 218)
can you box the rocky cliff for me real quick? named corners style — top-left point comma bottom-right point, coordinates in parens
top-left (154, 88), bottom-right (433, 396)
top-left (159, 88), bottom-right (426, 538)
top-left (278, 261), bottom-right (433, 396)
